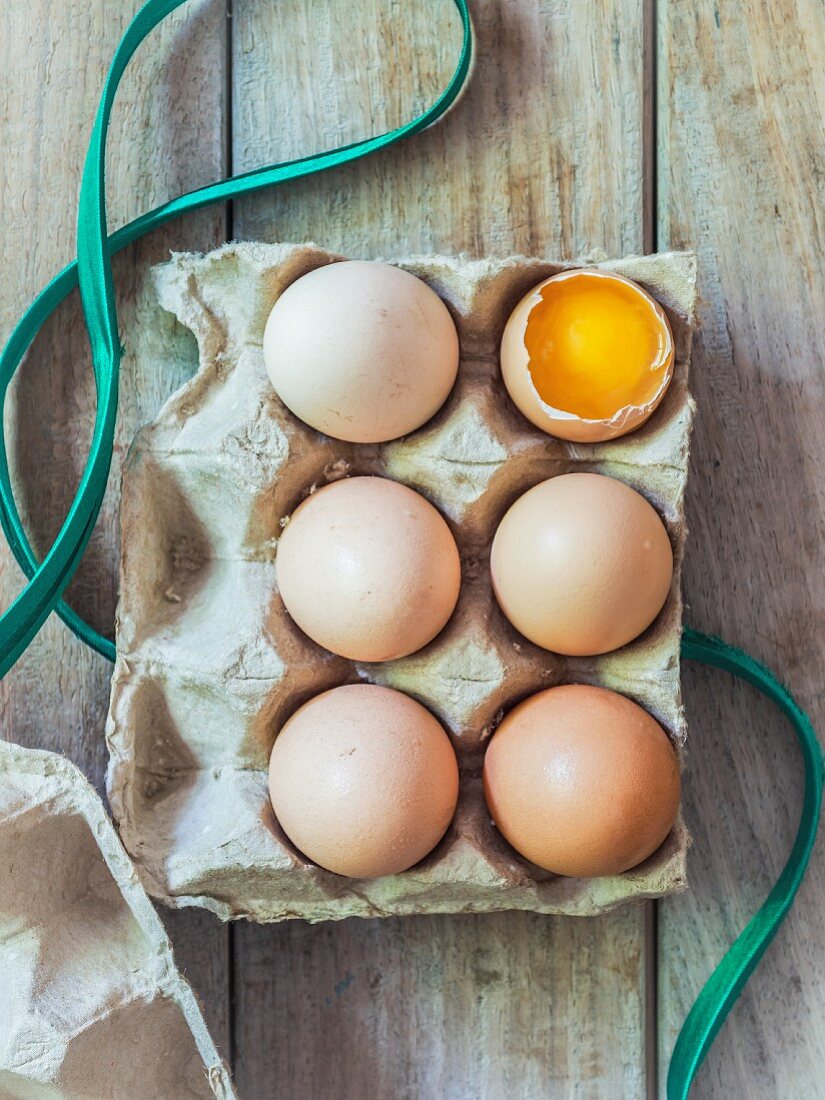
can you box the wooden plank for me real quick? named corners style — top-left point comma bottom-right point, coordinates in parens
top-left (235, 911), bottom-right (649, 1099)
top-left (0, 0), bottom-right (231, 1063)
top-left (656, 1), bottom-right (825, 1095)
top-left (230, 2), bottom-right (652, 1096)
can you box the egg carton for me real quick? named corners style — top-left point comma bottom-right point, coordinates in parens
top-left (0, 740), bottom-right (233, 1098)
top-left (106, 242), bottom-right (697, 923)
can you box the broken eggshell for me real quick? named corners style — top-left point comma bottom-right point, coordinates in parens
top-left (500, 268), bottom-right (675, 443)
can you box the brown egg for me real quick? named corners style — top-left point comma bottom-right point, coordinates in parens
top-left (500, 268), bottom-right (674, 442)
top-left (268, 684), bottom-right (459, 878)
top-left (276, 477), bottom-right (461, 662)
top-left (263, 260), bottom-right (459, 443)
top-left (483, 685), bottom-right (680, 877)
top-left (490, 472), bottom-right (673, 655)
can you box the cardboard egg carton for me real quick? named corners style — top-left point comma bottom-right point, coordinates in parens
top-left (106, 242), bottom-right (697, 923)
top-left (0, 740), bottom-right (233, 1098)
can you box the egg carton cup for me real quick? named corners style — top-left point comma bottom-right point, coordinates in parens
top-left (107, 242), bottom-right (697, 923)
top-left (0, 740), bottom-right (234, 1099)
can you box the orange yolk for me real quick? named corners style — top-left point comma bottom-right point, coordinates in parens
top-left (523, 272), bottom-right (671, 421)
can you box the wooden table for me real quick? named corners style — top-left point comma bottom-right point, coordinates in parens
top-left (2, 1), bottom-right (823, 1095)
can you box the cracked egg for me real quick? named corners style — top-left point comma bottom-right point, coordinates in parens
top-left (500, 268), bottom-right (674, 442)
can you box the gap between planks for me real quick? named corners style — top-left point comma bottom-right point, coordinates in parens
top-left (643, 2), bottom-right (660, 1097)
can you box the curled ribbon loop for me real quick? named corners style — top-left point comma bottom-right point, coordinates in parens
top-left (0, 0), bottom-right (474, 670)
top-left (670, 629), bottom-right (823, 1098)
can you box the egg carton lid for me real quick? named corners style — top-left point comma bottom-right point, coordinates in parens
top-left (106, 241), bottom-right (697, 923)
top-left (0, 739), bottom-right (234, 1099)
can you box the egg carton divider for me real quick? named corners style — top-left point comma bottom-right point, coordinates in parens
top-left (107, 242), bottom-right (697, 923)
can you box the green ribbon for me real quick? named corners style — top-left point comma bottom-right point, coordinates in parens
top-left (0, 0), bottom-right (473, 670)
top-left (0, 1), bottom-right (820, 1096)
top-left (670, 628), bottom-right (823, 1098)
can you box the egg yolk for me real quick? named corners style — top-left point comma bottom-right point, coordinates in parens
top-left (523, 272), bottom-right (671, 421)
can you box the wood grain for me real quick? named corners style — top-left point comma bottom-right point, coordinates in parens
top-left (231, 0), bottom-right (646, 258)
top-left (230, 1), bottom-right (651, 1095)
top-left (656, 1), bottom-right (825, 1095)
top-left (0, 0), bottom-right (231, 1059)
top-left (4, 0), bottom-right (824, 1096)
top-left (235, 911), bottom-right (649, 1100)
